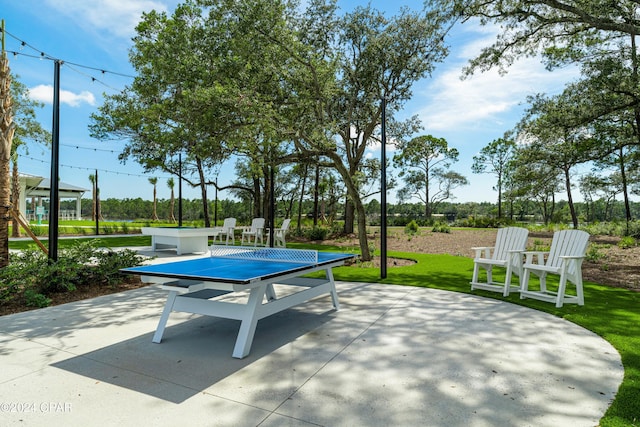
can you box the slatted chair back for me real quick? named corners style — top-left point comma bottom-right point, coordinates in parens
top-left (492, 227), bottom-right (529, 261)
top-left (251, 217), bottom-right (265, 232)
top-left (222, 217), bottom-right (236, 231)
top-left (546, 229), bottom-right (590, 273)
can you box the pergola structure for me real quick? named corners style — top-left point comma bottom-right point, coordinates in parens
top-left (16, 173), bottom-right (87, 220)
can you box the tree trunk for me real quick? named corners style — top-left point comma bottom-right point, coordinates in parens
top-left (169, 189), bottom-right (176, 222)
top-left (195, 157), bottom-right (210, 227)
top-left (353, 194), bottom-right (371, 261)
top-left (152, 185), bottom-right (158, 220)
top-left (262, 166), bottom-right (271, 226)
top-left (344, 198), bottom-right (355, 234)
top-left (618, 147), bottom-right (632, 226)
top-left (497, 173), bottom-right (503, 219)
top-left (0, 54), bottom-right (15, 267)
top-left (313, 164), bottom-right (319, 226)
top-left (424, 170), bottom-right (431, 219)
top-left (564, 166), bottom-right (578, 228)
top-left (296, 164), bottom-right (307, 233)
top-left (11, 160), bottom-right (20, 237)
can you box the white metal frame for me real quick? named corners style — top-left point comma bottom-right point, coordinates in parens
top-left (143, 258), bottom-right (345, 358)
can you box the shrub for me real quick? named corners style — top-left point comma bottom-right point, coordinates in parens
top-left (432, 222), bottom-right (451, 233)
top-left (0, 240), bottom-right (146, 308)
top-left (618, 236), bottom-right (637, 249)
top-left (404, 220), bottom-right (420, 235)
top-left (453, 216), bottom-right (512, 228)
top-left (305, 226), bottom-right (329, 241)
top-left (585, 244), bottom-right (608, 262)
top-left (24, 289), bottom-right (52, 308)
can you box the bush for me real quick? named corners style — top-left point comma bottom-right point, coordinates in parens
top-left (453, 216), bottom-right (513, 228)
top-left (618, 236), bottom-right (637, 249)
top-left (585, 244), bottom-right (607, 262)
top-left (404, 220), bottom-right (420, 235)
top-left (305, 226), bottom-right (329, 241)
top-left (432, 222), bottom-right (451, 233)
top-left (0, 240), bottom-right (146, 308)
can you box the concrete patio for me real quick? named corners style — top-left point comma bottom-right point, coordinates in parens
top-left (0, 251), bottom-right (623, 426)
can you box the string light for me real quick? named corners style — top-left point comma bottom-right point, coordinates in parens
top-left (21, 155), bottom-right (172, 179)
top-left (1, 27), bottom-right (136, 90)
top-left (3, 28), bottom-right (172, 182)
top-left (61, 143), bottom-right (119, 154)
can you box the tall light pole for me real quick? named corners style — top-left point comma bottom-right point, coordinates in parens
top-left (48, 60), bottom-right (61, 261)
top-left (380, 97), bottom-right (387, 279)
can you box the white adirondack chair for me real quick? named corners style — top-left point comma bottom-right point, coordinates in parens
top-left (273, 219), bottom-right (291, 247)
top-left (212, 217), bottom-right (236, 245)
top-left (520, 229), bottom-right (590, 308)
top-left (470, 227), bottom-right (529, 296)
top-left (241, 218), bottom-right (265, 246)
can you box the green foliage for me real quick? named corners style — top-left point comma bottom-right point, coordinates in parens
top-left (0, 240), bottom-right (146, 307)
top-left (585, 244), bottom-right (607, 262)
top-left (23, 289), bottom-right (52, 308)
top-left (618, 236), bottom-right (637, 249)
top-left (305, 226), bottom-right (329, 241)
top-left (529, 239), bottom-right (550, 252)
top-left (404, 220), bottom-right (420, 235)
top-left (431, 222), bottom-right (451, 233)
top-left (454, 216), bottom-right (513, 228)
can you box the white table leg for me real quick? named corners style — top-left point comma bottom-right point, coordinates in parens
top-left (326, 267), bottom-right (340, 310)
top-left (232, 285), bottom-right (267, 358)
top-left (152, 291), bottom-right (178, 343)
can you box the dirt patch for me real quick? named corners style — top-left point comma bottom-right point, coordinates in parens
top-left (326, 228), bottom-right (640, 292)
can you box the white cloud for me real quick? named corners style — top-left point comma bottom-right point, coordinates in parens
top-left (418, 22), bottom-right (579, 133)
top-left (29, 84), bottom-right (96, 107)
top-left (45, 0), bottom-right (172, 39)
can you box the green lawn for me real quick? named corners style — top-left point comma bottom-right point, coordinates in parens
top-left (8, 237), bottom-right (639, 426)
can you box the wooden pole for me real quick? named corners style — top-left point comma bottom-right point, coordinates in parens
top-left (10, 209), bottom-right (48, 255)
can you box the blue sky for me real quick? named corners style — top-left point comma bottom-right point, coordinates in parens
top-left (2, 0), bottom-right (584, 204)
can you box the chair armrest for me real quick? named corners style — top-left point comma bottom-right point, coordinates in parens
top-left (559, 255), bottom-right (585, 260)
top-left (471, 246), bottom-right (494, 259)
top-left (523, 251), bottom-right (547, 265)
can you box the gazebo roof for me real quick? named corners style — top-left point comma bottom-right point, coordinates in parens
top-left (34, 178), bottom-right (89, 193)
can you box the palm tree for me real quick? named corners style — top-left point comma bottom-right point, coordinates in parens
top-left (149, 177), bottom-right (158, 220)
top-left (0, 50), bottom-right (15, 267)
top-left (167, 177), bottom-right (176, 222)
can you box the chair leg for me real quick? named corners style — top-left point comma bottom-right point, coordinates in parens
top-left (520, 269), bottom-right (531, 299)
top-left (575, 276), bottom-right (584, 306)
top-left (539, 272), bottom-right (548, 293)
top-left (555, 273), bottom-right (568, 308)
top-left (471, 262), bottom-right (480, 285)
top-left (503, 264), bottom-right (513, 297)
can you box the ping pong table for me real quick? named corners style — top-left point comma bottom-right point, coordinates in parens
top-left (121, 246), bottom-right (354, 358)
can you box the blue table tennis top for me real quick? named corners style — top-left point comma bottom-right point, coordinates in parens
top-left (121, 251), bottom-right (354, 285)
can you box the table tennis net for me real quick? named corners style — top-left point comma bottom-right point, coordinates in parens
top-left (209, 245), bottom-right (318, 264)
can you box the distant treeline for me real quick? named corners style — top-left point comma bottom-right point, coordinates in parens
top-left (57, 197), bottom-right (640, 227)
